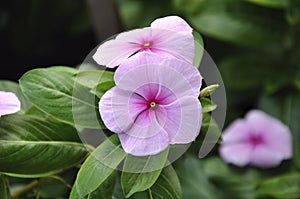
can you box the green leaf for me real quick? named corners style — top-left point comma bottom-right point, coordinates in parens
top-left (148, 165), bottom-right (182, 199)
top-left (219, 55), bottom-right (272, 90)
top-left (172, 0), bottom-right (206, 14)
top-left (200, 98), bottom-right (217, 113)
top-left (75, 134), bottom-right (126, 197)
top-left (188, 0), bottom-right (285, 50)
top-left (0, 175), bottom-right (9, 199)
top-left (193, 30), bottom-right (204, 68)
top-left (74, 70), bottom-right (114, 89)
top-left (0, 80), bottom-right (32, 112)
top-left (121, 149), bottom-right (169, 198)
top-left (19, 66), bottom-right (102, 129)
top-left (70, 170), bottom-right (117, 199)
top-left (0, 140), bottom-right (88, 177)
top-left (0, 114), bottom-right (80, 142)
top-left (245, 0), bottom-right (289, 8)
top-left (257, 173), bottom-right (300, 199)
top-left (92, 81), bottom-right (116, 99)
top-left (177, 156), bottom-right (221, 199)
top-left (198, 113), bottom-right (222, 144)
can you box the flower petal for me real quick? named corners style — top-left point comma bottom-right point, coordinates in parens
top-left (150, 28), bottom-right (194, 64)
top-left (115, 52), bottom-right (201, 97)
top-left (219, 143), bottom-right (252, 167)
top-left (161, 96), bottom-right (202, 144)
top-left (151, 16), bottom-right (193, 33)
top-left (118, 129), bottom-right (169, 156)
top-left (251, 144), bottom-right (284, 168)
top-left (92, 29), bottom-right (146, 68)
top-left (93, 27), bottom-right (195, 67)
top-left (246, 110), bottom-right (293, 159)
top-left (0, 91), bottom-right (21, 117)
top-left (222, 119), bottom-right (253, 144)
top-left (99, 87), bottom-right (164, 139)
top-left (98, 87), bottom-right (122, 133)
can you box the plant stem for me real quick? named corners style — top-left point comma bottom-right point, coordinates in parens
top-left (11, 180), bottom-right (39, 199)
top-left (148, 189), bottom-right (154, 199)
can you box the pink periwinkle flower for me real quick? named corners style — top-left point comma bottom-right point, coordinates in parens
top-left (0, 91), bottom-right (21, 117)
top-left (219, 110), bottom-right (293, 168)
top-left (93, 16), bottom-right (195, 68)
top-left (99, 52), bottom-right (202, 156)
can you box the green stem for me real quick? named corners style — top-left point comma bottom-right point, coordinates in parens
top-left (11, 180), bottom-right (39, 199)
top-left (148, 189), bottom-right (154, 199)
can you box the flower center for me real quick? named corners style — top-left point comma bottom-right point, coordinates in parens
top-left (249, 134), bottom-right (263, 146)
top-left (150, 101), bottom-right (156, 108)
top-left (143, 42), bottom-right (151, 47)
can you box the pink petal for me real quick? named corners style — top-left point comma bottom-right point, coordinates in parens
top-left (134, 83), bottom-right (177, 105)
top-left (92, 29), bottom-right (146, 68)
top-left (246, 110), bottom-right (293, 159)
top-left (93, 27), bottom-right (195, 67)
top-left (222, 119), bottom-right (253, 144)
top-left (151, 16), bottom-right (193, 33)
top-left (98, 87), bottom-right (122, 133)
top-left (161, 96), bottom-right (202, 144)
top-left (0, 91), bottom-right (21, 117)
top-left (251, 145), bottom-right (284, 168)
top-left (150, 28), bottom-right (194, 64)
top-left (115, 52), bottom-right (201, 97)
top-left (99, 87), bottom-right (164, 139)
top-left (219, 143), bottom-right (253, 167)
top-left (118, 129), bottom-right (169, 156)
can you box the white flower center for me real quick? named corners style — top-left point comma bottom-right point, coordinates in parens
top-left (143, 42), bottom-right (151, 47)
top-left (150, 101), bottom-right (156, 108)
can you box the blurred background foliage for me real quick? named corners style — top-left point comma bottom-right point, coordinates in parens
top-left (1, 0), bottom-right (300, 198)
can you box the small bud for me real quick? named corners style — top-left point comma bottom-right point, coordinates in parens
top-left (199, 84), bottom-right (219, 97)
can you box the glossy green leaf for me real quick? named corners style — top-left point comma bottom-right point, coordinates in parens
top-left (19, 66), bottom-right (102, 129)
top-left (92, 81), bottom-right (116, 99)
top-left (257, 173), bottom-right (300, 199)
top-left (245, 0), bottom-right (289, 8)
top-left (0, 140), bottom-right (88, 177)
top-left (149, 165), bottom-right (182, 199)
top-left (74, 70), bottom-right (114, 89)
top-left (75, 134), bottom-right (126, 197)
top-left (0, 80), bottom-right (31, 112)
top-left (0, 114), bottom-right (80, 142)
top-left (200, 98), bottom-right (217, 113)
top-left (121, 149), bottom-right (168, 198)
top-left (188, 0), bottom-right (285, 50)
top-left (70, 170), bottom-right (117, 199)
top-left (193, 30), bottom-right (204, 68)
top-left (0, 175), bottom-right (9, 199)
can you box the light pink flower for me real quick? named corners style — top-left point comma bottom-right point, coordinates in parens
top-left (99, 52), bottom-right (202, 156)
top-left (93, 16), bottom-right (194, 68)
top-left (219, 110), bottom-right (293, 168)
top-left (0, 91), bottom-right (21, 117)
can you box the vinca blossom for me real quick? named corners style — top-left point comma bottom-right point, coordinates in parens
top-left (219, 110), bottom-right (292, 168)
top-left (93, 16), bottom-right (195, 68)
top-left (0, 91), bottom-right (21, 117)
top-left (99, 52), bottom-right (202, 156)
